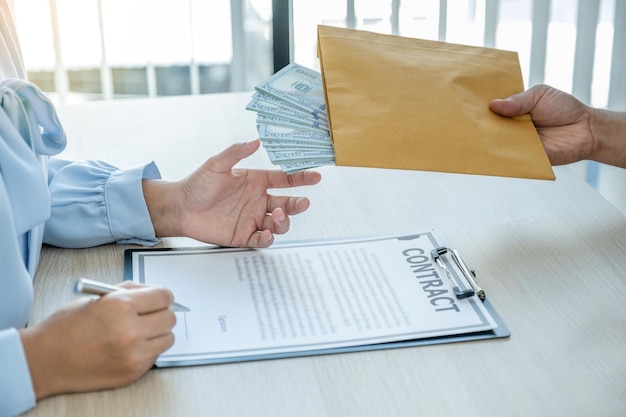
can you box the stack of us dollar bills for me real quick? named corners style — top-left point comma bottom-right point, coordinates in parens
top-left (246, 63), bottom-right (336, 174)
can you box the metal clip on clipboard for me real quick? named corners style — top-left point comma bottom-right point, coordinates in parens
top-left (431, 246), bottom-right (486, 301)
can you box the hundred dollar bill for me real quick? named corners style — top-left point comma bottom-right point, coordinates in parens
top-left (257, 114), bottom-right (329, 132)
top-left (246, 62), bottom-right (337, 173)
top-left (255, 63), bottom-right (326, 115)
top-left (280, 159), bottom-right (336, 174)
top-left (267, 149), bottom-right (336, 164)
top-left (248, 98), bottom-right (326, 127)
top-left (260, 139), bottom-right (334, 150)
top-left (247, 96), bottom-right (328, 127)
top-left (256, 124), bottom-right (332, 144)
top-left (250, 91), bottom-right (328, 120)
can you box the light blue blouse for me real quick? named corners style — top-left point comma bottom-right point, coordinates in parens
top-left (0, 80), bottom-right (160, 416)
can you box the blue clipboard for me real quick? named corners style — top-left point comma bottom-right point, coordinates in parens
top-left (124, 232), bottom-right (510, 367)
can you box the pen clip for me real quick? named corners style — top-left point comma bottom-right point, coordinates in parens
top-left (431, 246), bottom-right (485, 301)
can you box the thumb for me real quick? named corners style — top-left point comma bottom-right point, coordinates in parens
top-left (489, 97), bottom-right (525, 117)
top-left (489, 84), bottom-right (552, 118)
top-left (202, 139), bottom-right (260, 173)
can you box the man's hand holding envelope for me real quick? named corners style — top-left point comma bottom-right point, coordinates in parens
top-left (249, 25), bottom-right (555, 180)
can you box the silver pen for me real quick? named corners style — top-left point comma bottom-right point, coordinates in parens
top-left (73, 277), bottom-right (190, 312)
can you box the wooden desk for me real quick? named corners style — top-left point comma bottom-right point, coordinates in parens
top-left (25, 93), bottom-right (626, 417)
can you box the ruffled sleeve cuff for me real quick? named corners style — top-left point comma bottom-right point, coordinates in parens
top-left (45, 159), bottom-right (162, 248)
top-left (106, 162), bottom-right (161, 246)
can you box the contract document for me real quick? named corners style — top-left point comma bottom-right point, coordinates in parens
top-left (124, 231), bottom-right (509, 367)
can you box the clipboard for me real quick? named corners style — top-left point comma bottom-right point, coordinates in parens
top-left (124, 231), bottom-right (510, 367)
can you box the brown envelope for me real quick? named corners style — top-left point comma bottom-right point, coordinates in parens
top-left (317, 25), bottom-right (555, 180)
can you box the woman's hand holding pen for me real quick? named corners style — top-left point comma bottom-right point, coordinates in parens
top-left (19, 282), bottom-right (176, 400)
